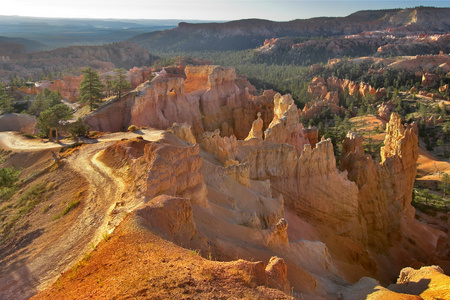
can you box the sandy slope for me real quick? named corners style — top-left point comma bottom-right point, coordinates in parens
top-left (0, 129), bottom-right (165, 300)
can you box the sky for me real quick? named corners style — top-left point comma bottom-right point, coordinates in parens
top-left (3, 0), bottom-right (450, 21)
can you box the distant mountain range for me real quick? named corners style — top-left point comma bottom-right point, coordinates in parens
top-left (0, 36), bottom-right (47, 53)
top-left (129, 6), bottom-right (450, 52)
top-left (0, 16), bottom-right (217, 50)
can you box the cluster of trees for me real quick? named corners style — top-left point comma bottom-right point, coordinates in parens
top-left (0, 83), bottom-right (13, 114)
top-left (34, 67), bottom-right (132, 141)
top-left (80, 67), bottom-right (131, 111)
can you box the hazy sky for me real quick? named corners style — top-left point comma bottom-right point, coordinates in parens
top-left (3, 0), bottom-right (450, 21)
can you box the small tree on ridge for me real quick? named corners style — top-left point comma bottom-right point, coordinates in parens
top-left (79, 67), bottom-right (104, 111)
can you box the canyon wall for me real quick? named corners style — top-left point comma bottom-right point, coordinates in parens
top-left (85, 65), bottom-right (275, 140)
top-left (340, 113), bottom-right (419, 249)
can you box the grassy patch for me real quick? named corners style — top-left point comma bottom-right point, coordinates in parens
top-left (22, 133), bottom-right (36, 139)
top-left (102, 232), bottom-right (109, 242)
top-left (0, 182), bottom-right (49, 239)
top-left (189, 249), bottom-right (200, 257)
top-left (0, 148), bottom-right (14, 163)
top-left (68, 252), bottom-right (92, 279)
top-left (53, 191), bottom-right (83, 221)
top-left (16, 183), bottom-right (48, 215)
top-left (42, 204), bottom-right (52, 214)
top-left (52, 200), bottom-right (80, 221)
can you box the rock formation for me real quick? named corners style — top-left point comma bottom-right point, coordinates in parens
top-left (168, 122), bottom-right (197, 144)
top-left (236, 138), bottom-right (361, 240)
top-left (84, 65), bottom-right (274, 140)
top-left (98, 137), bottom-right (208, 208)
top-left (302, 127), bottom-right (319, 148)
top-left (344, 265), bottom-right (450, 300)
top-left (145, 142), bottom-right (208, 207)
top-left (245, 112), bottom-right (264, 140)
top-left (264, 93), bottom-right (311, 153)
top-left (378, 100), bottom-right (396, 121)
top-left (33, 63), bottom-right (448, 299)
top-left (127, 66), bottom-right (153, 88)
top-left (265, 257), bottom-right (290, 294)
top-left (263, 218), bottom-right (289, 248)
top-left (134, 195), bottom-right (197, 245)
top-left (340, 113), bottom-right (419, 249)
top-left (0, 113), bottom-right (37, 134)
top-left (309, 76), bottom-right (386, 104)
top-left (422, 72), bottom-right (440, 87)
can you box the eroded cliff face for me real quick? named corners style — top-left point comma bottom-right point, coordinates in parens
top-left (85, 65), bottom-right (274, 140)
top-left (83, 64), bottom-right (447, 298)
top-left (264, 93), bottom-right (311, 154)
top-left (340, 113), bottom-right (419, 249)
top-left (309, 76), bottom-right (387, 103)
top-left (145, 142), bottom-right (209, 207)
top-left (98, 136), bottom-right (208, 208)
top-left (240, 139), bottom-right (362, 241)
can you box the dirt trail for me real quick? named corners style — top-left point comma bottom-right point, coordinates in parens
top-left (0, 129), bottom-right (165, 300)
top-left (0, 132), bottom-right (64, 151)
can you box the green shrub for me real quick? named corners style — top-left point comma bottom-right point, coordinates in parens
top-left (128, 125), bottom-right (138, 132)
top-left (70, 118), bottom-right (90, 137)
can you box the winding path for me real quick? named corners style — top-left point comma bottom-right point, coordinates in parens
top-left (0, 129), bottom-right (165, 300)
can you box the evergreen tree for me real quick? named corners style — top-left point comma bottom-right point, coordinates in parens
top-left (104, 74), bottom-right (113, 97)
top-left (28, 88), bottom-right (62, 116)
top-left (79, 67), bottom-right (104, 111)
top-left (0, 83), bottom-right (13, 114)
top-left (69, 118), bottom-right (90, 138)
top-left (37, 104), bottom-right (73, 142)
top-left (112, 68), bottom-right (132, 100)
top-left (439, 173), bottom-right (450, 198)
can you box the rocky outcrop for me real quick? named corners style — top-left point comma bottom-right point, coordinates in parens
top-left (341, 131), bottom-right (364, 156)
top-left (145, 143), bottom-right (208, 207)
top-left (264, 93), bottom-right (310, 154)
top-left (245, 112), bottom-right (264, 140)
top-left (168, 122), bottom-right (197, 144)
top-left (305, 76), bottom-right (387, 121)
top-left (300, 100), bottom-right (344, 121)
top-left (302, 127), bottom-right (319, 148)
top-left (99, 137), bottom-right (208, 208)
top-left (422, 72), bottom-right (440, 87)
top-left (265, 257), bottom-right (290, 294)
top-left (387, 266), bottom-right (450, 299)
top-left (309, 76), bottom-right (386, 103)
top-left (48, 76), bottom-right (83, 102)
top-left (0, 113), bottom-right (37, 134)
top-left (263, 218), bottom-right (289, 248)
top-left (238, 138), bottom-right (361, 240)
top-left (225, 257), bottom-right (290, 294)
top-left (134, 195), bottom-right (197, 245)
top-left (85, 65), bottom-right (274, 141)
top-left (340, 113), bottom-right (419, 249)
top-left (200, 129), bottom-right (239, 165)
top-left (343, 276), bottom-right (422, 300)
top-left (127, 66), bottom-right (153, 88)
top-left (378, 100), bottom-right (395, 121)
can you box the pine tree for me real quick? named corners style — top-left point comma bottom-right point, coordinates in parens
top-left (0, 83), bottom-right (13, 114)
top-left (112, 68), bottom-right (131, 100)
top-left (28, 88), bottom-right (62, 116)
top-left (37, 104), bottom-right (73, 142)
top-left (79, 67), bottom-right (104, 111)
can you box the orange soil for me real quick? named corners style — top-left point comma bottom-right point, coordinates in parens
top-left (350, 115), bottom-right (387, 142)
top-left (31, 213), bottom-right (292, 300)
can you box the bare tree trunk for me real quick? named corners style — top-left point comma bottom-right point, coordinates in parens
top-left (49, 128), bottom-right (54, 142)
